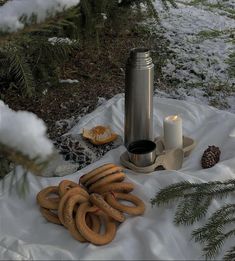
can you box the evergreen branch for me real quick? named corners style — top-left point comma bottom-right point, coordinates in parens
top-left (151, 180), bottom-right (235, 207)
top-left (224, 245), bottom-right (235, 261)
top-left (0, 143), bottom-right (48, 176)
top-left (174, 194), bottom-right (212, 225)
top-left (145, 0), bottom-right (160, 21)
top-left (37, 39), bottom-right (79, 63)
top-left (152, 181), bottom-right (235, 260)
top-left (190, 205), bottom-right (235, 259)
top-left (16, 170), bottom-right (30, 198)
top-left (184, 180), bottom-right (235, 199)
top-left (9, 166), bottom-right (16, 195)
top-left (203, 229), bottom-right (235, 259)
top-left (1, 46), bottom-right (35, 97)
top-left (203, 234), bottom-right (228, 260)
top-left (192, 204), bottom-right (235, 242)
top-left (9, 50), bottom-right (34, 97)
top-left (0, 157), bottom-right (11, 179)
top-left (150, 181), bottom-right (199, 206)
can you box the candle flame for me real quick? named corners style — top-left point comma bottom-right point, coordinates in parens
top-left (172, 115), bottom-right (178, 120)
top-left (165, 115), bottom-right (181, 122)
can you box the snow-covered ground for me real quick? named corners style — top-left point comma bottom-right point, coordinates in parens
top-left (0, 0), bottom-right (234, 115)
top-left (153, 0), bottom-right (235, 112)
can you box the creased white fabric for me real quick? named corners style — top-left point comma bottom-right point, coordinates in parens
top-left (1, 94), bottom-right (235, 260)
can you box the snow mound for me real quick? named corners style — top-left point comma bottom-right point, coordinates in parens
top-left (0, 101), bottom-right (53, 159)
top-left (0, 0), bottom-right (80, 32)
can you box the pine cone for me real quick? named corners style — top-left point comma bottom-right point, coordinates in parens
top-left (201, 145), bottom-right (221, 169)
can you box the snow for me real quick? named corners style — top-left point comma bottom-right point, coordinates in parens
top-left (0, 101), bottom-right (53, 159)
top-left (151, 0), bottom-right (235, 112)
top-left (226, 95), bottom-right (235, 114)
top-left (153, 0), bottom-right (235, 88)
top-left (59, 79), bottom-right (79, 84)
top-left (97, 97), bottom-right (107, 106)
top-left (0, 0), bottom-right (80, 32)
top-left (48, 37), bottom-right (77, 46)
top-left (101, 13), bottom-right (107, 20)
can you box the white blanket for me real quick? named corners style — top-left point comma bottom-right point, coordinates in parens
top-left (1, 94), bottom-right (235, 260)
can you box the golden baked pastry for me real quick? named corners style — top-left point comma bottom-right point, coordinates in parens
top-left (82, 126), bottom-right (117, 145)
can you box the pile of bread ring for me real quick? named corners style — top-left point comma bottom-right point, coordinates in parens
top-left (36, 163), bottom-right (145, 245)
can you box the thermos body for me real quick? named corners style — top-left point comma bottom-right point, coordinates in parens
top-left (124, 48), bottom-right (154, 147)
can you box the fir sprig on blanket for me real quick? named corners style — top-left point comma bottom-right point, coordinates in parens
top-left (151, 180), bottom-right (235, 260)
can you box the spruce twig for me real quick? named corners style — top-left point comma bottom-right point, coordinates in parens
top-left (192, 204), bottom-right (235, 242)
top-left (191, 204), bottom-right (235, 258)
top-left (151, 181), bottom-right (235, 259)
top-left (224, 245), bottom-right (235, 260)
top-left (174, 194), bottom-right (212, 225)
top-left (150, 181), bottom-right (206, 206)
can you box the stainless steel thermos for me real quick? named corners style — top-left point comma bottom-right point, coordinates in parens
top-left (124, 48), bottom-right (154, 147)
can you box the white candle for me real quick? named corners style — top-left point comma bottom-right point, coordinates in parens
top-left (163, 115), bottom-right (183, 150)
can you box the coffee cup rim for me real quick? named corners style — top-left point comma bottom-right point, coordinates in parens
top-left (127, 140), bottom-right (156, 155)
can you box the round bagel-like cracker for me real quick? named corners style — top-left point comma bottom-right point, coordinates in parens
top-left (89, 193), bottom-right (125, 223)
top-left (63, 194), bottom-right (90, 242)
top-left (63, 194), bottom-right (88, 228)
top-left (106, 192), bottom-right (145, 216)
top-left (85, 166), bottom-right (123, 188)
top-left (92, 182), bottom-right (135, 194)
top-left (40, 207), bottom-right (61, 225)
top-left (88, 172), bottom-right (126, 193)
top-left (79, 163), bottom-right (116, 185)
top-left (76, 202), bottom-right (117, 245)
top-left (67, 213), bottom-right (101, 242)
top-left (37, 186), bottom-right (60, 210)
top-left (58, 187), bottom-right (89, 226)
top-left (59, 180), bottom-right (80, 197)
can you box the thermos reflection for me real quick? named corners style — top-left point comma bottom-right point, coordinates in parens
top-left (124, 48), bottom-right (154, 148)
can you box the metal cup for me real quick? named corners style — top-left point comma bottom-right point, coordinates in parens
top-left (127, 140), bottom-right (156, 167)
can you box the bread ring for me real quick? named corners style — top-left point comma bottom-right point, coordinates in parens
top-left (79, 163), bottom-right (116, 185)
top-left (89, 213), bottom-right (101, 233)
top-left (59, 180), bottom-right (79, 197)
top-left (58, 187), bottom-right (89, 225)
top-left (37, 186), bottom-right (60, 210)
top-left (64, 194), bottom-right (88, 227)
top-left (85, 166), bottom-right (123, 187)
top-left (76, 202), bottom-right (117, 245)
top-left (106, 192), bottom-right (145, 216)
top-left (63, 194), bottom-right (89, 242)
top-left (89, 172), bottom-right (126, 193)
top-left (89, 193), bottom-right (125, 223)
top-left (67, 213), bottom-right (92, 242)
top-left (92, 182), bottom-right (135, 194)
top-left (40, 207), bottom-right (61, 225)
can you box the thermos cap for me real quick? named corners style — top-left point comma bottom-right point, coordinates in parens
top-left (130, 48), bottom-right (151, 59)
top-left (128, 48), bottom-right (153, 67)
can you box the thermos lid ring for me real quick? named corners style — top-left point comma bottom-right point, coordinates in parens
top-left (130, 48), bottom-right (151, 59)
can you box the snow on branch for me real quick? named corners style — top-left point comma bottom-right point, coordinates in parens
top-left (0, 100), bottom-right (53, 160)
top-left (0, 0), bottom-right (80, 32)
